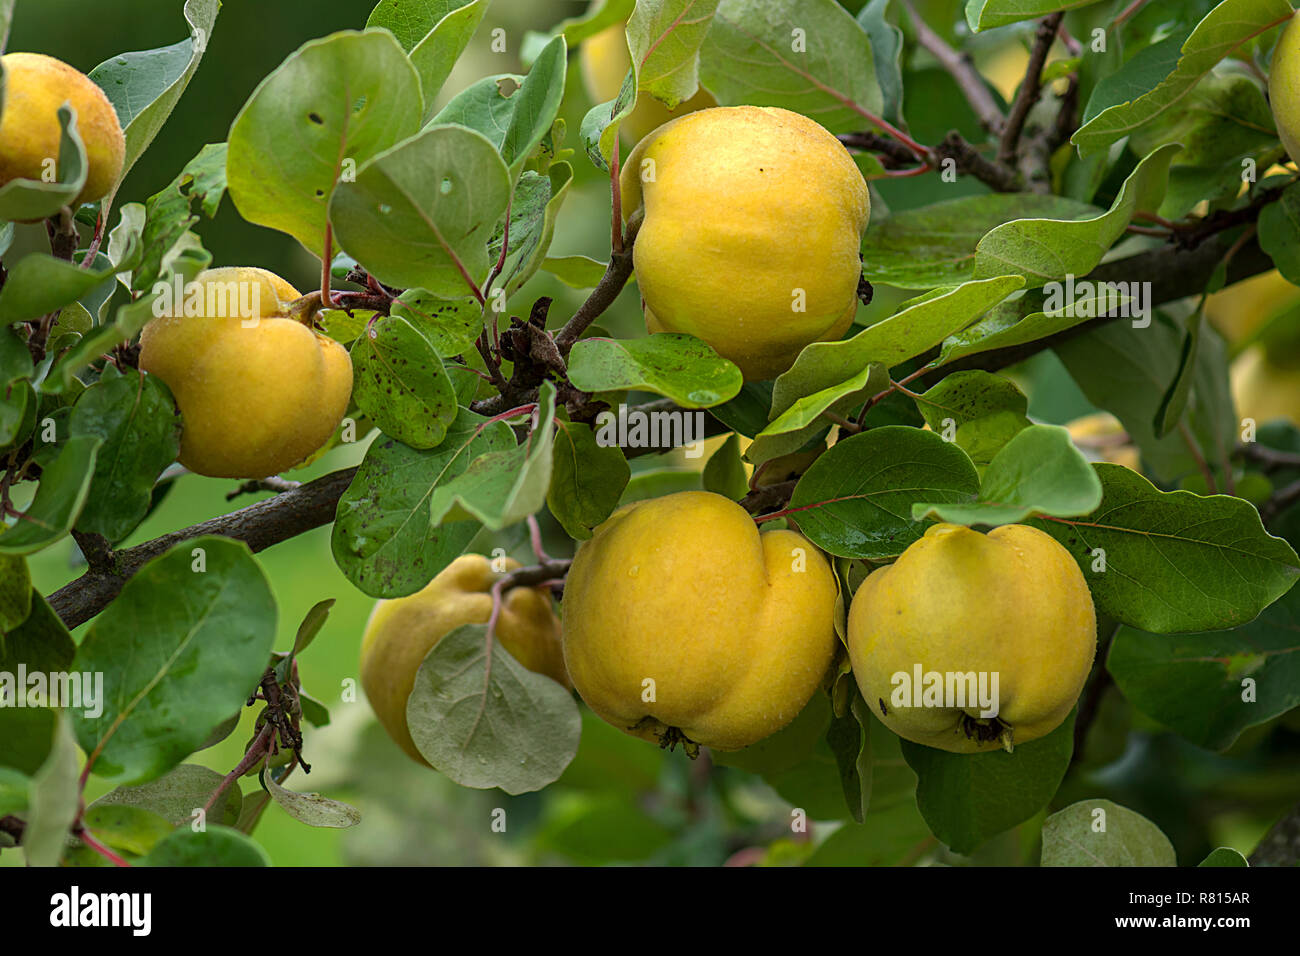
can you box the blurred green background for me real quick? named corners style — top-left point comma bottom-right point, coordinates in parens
top-left (4, 0), bottom-right (1296, 867)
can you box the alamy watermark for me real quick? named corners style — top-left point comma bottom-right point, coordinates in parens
top-left (594, 403), bottom-right (707, 458)
top-left (1042, 274), bottom-right (1151, 329)
top-left (889, 665), bottom-right (1000, 719)
top-left (0, 666), bottom-right (104, 718)
top-left (151, 274), bottom-right (263, 326)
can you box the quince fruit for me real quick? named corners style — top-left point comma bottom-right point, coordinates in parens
top-left (1204, 271), bottom-right (1300, 346)
top-left (620, 106), bottom-right (869, 381)
top-left (1066, 413), bottom-right (1140, 472)
top-left (848, 523), bottom-right (1096, 753)
top-left (361, 554), bottom-right (570, 765)
top-left (1271, 11), bottom-right (1300, 164)
top-left (1232, 344), bottom-right (1300, 426)
top-left (0, 53), bottom-right (125, 207)
top-left (579, 14), bottom-right (716, 144)
top-left (139, 267), bottom-right (352, 478)
top-left (561, 490), bottom-right (838, 751)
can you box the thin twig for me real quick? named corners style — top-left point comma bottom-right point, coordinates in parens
top-left (999, 12), bottom-right (1064, 166)
top-left (901, 0), bottom-right (1004, 133)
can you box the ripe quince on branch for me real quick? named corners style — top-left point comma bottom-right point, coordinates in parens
top-left (620, 105), bottom-right (870, 381)
top-left (139, 267), bottom-right (352, 479)
top-left (848, 523), bottom-right (1096, 754)
top-left (0, 52), bottom-right (125, 209)
top-left (561, 490), bottom-right (838, 752)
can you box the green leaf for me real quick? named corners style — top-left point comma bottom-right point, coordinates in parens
top-left (1153, 308), bottom-right (1203, 440)
top-left (973, 145), bottom-right (1180, 286)
top-left (701, 0), bottom-right (881, 134)
top-left (22, 714), bottom-right (81, 867)
top-left (351, 314), bottom-right (458, 449)
top-left (701, 432), bottom-right (749, 499)
top-left (390, 291), bottom-right (482, 357)
top-left (0, 103), bottom-right (87, 222)
top-left (541, 255), bottom-right (607, 289)
top-left (79, 804), bottom-right (173, 857)
top-left (128, 142), bottom-right (228, 293)
top-left (1054, 312), bottom-right (1234, 485)
top-left (0, 380), bottom-right (32, 449)
top-left (89, 0), bottom-right (220, 183)
top-left (0, 708), bottom-right (55, 775)
top-left (0, 435), bottom-right (101, 555)
top-left (630, 0), bottom-right (720, 109)
top-left (330, 124), bottom-right (511, 297)
top-left (1199, 847), bottom-right (1249, 867)
top-left (826, 690), bottom-right (873, 823)
top-left (804, 800), bottom-right (933, 865)
top-left (141, 826), bottom-right (270, 866)
top-left (772, 276), bottom-right (1025, 418)
top-left (711, 692), bottom-right (830, 776)
top-left (0, 589), bottom-right (74, 676)
top-left (748, 363), bottom-right (885, 466)
top-left (368, 0), bottom-right (490, 121)
top-left (500, 35), bottom-right (566, 182)
top-left (548, 417), bottom-right (631, 540)
top-left (406, 623), bottom-right (580, 794)
top-left (1259, 181), bottom-right (1300, 285)
top-left (913, 370), bottom-right (1030, 469)
top-left (1040, 799), bottom-right (1177, 866)
top-left (1071, 0), bottom-right (1294, 157)
top-left (69, 367), bottom-right (181, 543)
top-left (263, 772), bottom-right (360, 828)
top-left (788, 426), bottom-right (981, 560)
top-left (1108, 581), bottom-right (1300, 751)
top-left (1029, 464), bottom-right (1300, 633)
top-left (902, 713), bottom-right (1075, 856)
top-left (856, 0), bottom-right (904, 125)
top-left (488, 163), bottom-right (575, 298)
top-left (89, 763), bottom-right (241, 827)
top-left (425, 382), bottom-right (557, 530)
top-left (0, 554), bottom-right (31, 632)
top-left (292, 599), bottom-right (335, 659)
top-left (913, 425), bottom-right (1103, 526)
top-left (227, 29), bottom-right (423, 253)
top-left (71, 538), bottom-right (277, 785)
top-left (966, 0), bottom-right (1104, 32)
top-left (0, 253), bottom-right (118, 324)
top-left (331, 409), bottom-right (510, 597)
top-left (709, 380), bottom-right (775, 438)
top-left (568, 334), bottom-right (743, 408)
top-left (860, 194), bottom-right (1099, 289)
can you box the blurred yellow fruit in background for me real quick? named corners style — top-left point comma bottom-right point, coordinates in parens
top-left (1232, 344), bottom-right (1300, 426)
top-left (1205, 271), bottom-right (1300, 346)
top-left (1066, 413), bottom-right (1141, 472)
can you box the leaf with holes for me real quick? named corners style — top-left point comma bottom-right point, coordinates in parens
top-left (330, 124), bottom-right (511, 297)
top-left (369, 0), bottom-right (491, 120)
top-left (351, 314), bottom-right (458, 449)
top-left (332, 409), bottom-right (513, 597)
top-left (227, 30), bottom-right (423, 253)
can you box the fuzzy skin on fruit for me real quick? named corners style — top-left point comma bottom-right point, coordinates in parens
top-left (579, 17), bottom-right (716, 144)
top-left (561, 490), bottom-right (838, 751)
top-left (848, 523), bottom-right (1096, 754)
top-left (0, 53), bottom-right (125, 207)
top-left (620, 106), bottom-right (870, 381)
top-left (138, 267), bottom-right (352, 479)
top-left (1232, 344), bottom-right (1300, 426)
top-left (1271, 12), bottom-right (1300, 165)
top-left (361, 554), bottom-right (570, 765)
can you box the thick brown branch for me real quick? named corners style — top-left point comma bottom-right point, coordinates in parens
top-left (1250, 800), bottom-right (1300, 866)
top-left (48, 467), bottom-right (358, 630)
top-left (554, 214), bottom-right (642, 355)
top-left (933, 133), bottom-right (1022, 192)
